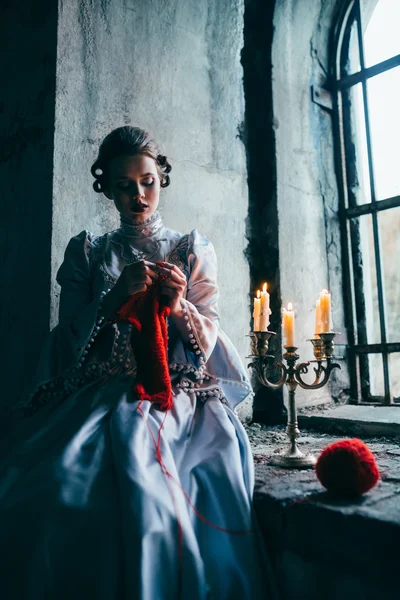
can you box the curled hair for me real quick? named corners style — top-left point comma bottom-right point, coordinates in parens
top-left (90, 126), bottom-right (172, 194)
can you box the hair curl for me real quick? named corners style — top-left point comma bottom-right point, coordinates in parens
top-left (90, 126), bottom-right (172, 194)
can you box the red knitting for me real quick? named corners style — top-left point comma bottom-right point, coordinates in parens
top-left (118, 284), bottom-right (172, 411)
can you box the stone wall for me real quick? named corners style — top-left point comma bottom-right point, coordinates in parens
top-left (241, 0), bottom-right (351, 419)
top-left (241, 0), bottom-right (285, 423)
top-left (272, 0), bottom-right (350, 406)
top-left (0, 0), bottom-right (58, 408)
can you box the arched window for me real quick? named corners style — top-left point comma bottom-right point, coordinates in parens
top-left (333, 0), bottom-right (400, 404)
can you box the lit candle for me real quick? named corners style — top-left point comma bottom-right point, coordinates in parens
top-left (253, 290), bottom-right (261, 331)
top-left (315, 297), bottom-right (322, 335)
top-left (319, 289), bottom-right (332, 333)
top-left (260, 282), bottom-right (271, 331)
top-left (282, 302), bottom-right (295, 347)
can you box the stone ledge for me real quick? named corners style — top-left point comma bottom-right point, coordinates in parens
top-left (248, 424), bottom-right (400, 600)
top-left (298, 404), bottom-right (400, 438)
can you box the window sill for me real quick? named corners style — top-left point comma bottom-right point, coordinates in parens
top-left (248, 424), bottom-right (400, 600)
top-left (298, 403), bottom-right (400, 437)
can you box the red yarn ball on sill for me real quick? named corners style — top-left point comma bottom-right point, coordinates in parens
top-left (315, 438), bottom-right (380, 498)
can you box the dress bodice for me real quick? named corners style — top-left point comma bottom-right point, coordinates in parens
top-left (89, 212), bottom-right (186, 285)
top-left (29, 211), bottom-right (252, 413)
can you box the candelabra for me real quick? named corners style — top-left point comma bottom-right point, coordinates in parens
top-left (247, 331), bottom-right (340, 468)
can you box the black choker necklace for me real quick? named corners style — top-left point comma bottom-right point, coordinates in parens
top-left (119, 211), bottom-right (163, 238)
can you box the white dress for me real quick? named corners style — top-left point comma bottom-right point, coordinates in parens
top-left (0, 212), bottom-right (277, 600)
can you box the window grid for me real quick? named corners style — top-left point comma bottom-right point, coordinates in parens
top-left (332, 0), bottom-right (400, 404)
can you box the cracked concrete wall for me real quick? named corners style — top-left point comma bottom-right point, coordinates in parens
top-left (272, 0), bottom-right (350, 406)
top-left (52, 0), bottom-right (250, 416)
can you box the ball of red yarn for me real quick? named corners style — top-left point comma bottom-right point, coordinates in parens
top-left (315, 438), bottom-right (380, 497)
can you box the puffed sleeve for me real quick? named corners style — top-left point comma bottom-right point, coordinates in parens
top-left (57, 230), bottom-right (97, 326)
top-left (33, 231), bottom-right (105, 386)
top-left (168, 230), bottom-right (219, 369)
top-left (168, 230), bottom-right (252, 410)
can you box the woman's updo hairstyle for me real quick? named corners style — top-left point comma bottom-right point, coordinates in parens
top-left (90, 126), bottom-right (172, 194)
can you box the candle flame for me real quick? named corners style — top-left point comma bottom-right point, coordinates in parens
top-left (322, 288), bottom-right (329, 294)
top-left (288, 302), bottom-right (293, 311)
top-left (257, 290), bottom-right (260, 298)
top-left (262, 282), bottom-right (267, 293)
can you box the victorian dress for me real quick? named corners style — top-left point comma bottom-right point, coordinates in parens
top-left (0, 212), bottom-right (276, 600)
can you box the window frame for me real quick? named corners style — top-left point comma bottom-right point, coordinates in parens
top-left (331, 0), bottom-right (400, 404)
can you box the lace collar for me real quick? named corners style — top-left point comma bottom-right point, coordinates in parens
top-left (119, 211), bottom-right (164, 239)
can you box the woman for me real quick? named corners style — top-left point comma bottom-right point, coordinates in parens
top-left (0, 127), bottom-right (276, 599)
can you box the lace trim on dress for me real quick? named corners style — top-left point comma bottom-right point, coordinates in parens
top-left (111, 232), bottom-right (160, 264)
top-left (166, 234), bottom-right (190, 276)
top-left (119, 211), bottom-right (163, 238)
top-left (168, 360), bottom-right (227, 404)
top-left (88, 236), bottom-right (118, 286)
top-left (19, 321), bottom-right (138, 418)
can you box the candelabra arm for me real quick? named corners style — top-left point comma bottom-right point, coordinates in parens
top-left (248, 358), bottom-right (287, 389)
top-left (294, 358), bottom-right (341, 389)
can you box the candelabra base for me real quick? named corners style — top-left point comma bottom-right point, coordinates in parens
top-left (269, 444), bottom-right (317, 469)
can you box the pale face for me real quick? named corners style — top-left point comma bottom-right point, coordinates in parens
top-left (104, 154), bottom-right (161, 222)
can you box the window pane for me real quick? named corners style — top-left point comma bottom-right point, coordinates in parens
top-left (389, 354), bottom-right (400, 399)
top-left (367, 66), bottom-right (400, 200)
top-left (342, 83), bottom-right (371, 207)
top-left (350, 214), bottom-right (380, 344)
top-left (362, 0), bottom-right (400, 68)
top-left (379, 207), bottom-right (400, 342)
top-left (368, 353), bottom-right (385, 397)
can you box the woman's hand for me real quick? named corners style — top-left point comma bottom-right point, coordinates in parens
top-left (156, 260), bottom-right (187, 316)
top-left (101, 260), bottom-right (158, 319)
